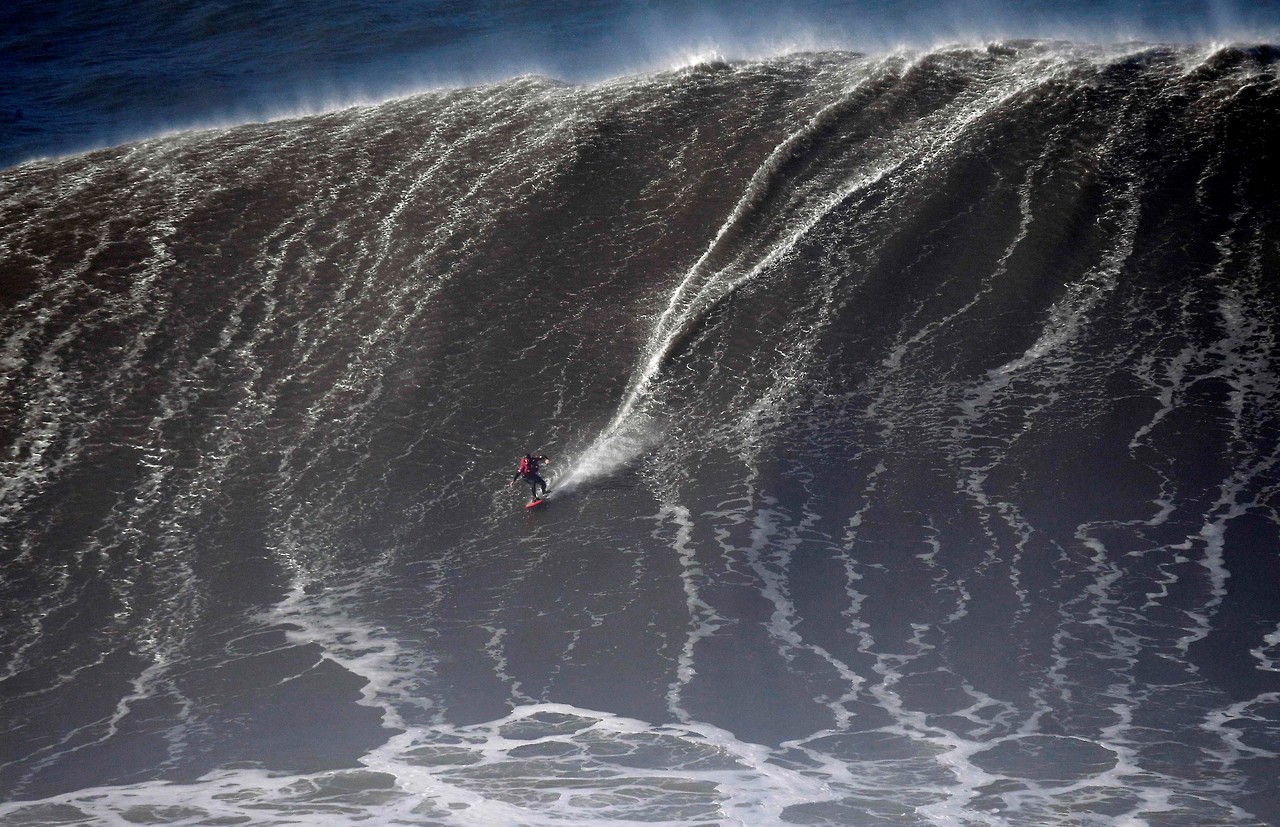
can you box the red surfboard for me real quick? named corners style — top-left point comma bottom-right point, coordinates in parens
top-left (525, 498), bottom-right (545, 509)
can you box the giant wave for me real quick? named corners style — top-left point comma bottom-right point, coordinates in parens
top-left (1, 41), bottom-right (1279, 825)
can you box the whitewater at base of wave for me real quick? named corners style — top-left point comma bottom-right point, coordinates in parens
top-left (2, 571), bottom-right (1265, 827)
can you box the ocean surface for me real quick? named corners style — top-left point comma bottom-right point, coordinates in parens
top-left (3, 3), bottom-right (1280, 826)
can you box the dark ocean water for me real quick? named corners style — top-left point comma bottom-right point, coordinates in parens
top-left (3, 3), bottom-right (1280, 826)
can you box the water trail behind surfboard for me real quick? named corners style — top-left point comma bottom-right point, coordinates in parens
top-left (547, 96), bottom-right (847, 498)
top-left (552, 56), bottom-right (1039, 498)
top-left (547, 412), bottom-right (660, 498)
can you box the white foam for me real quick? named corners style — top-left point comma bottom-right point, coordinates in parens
top-left (0, 703), bottom-right (842, 826)
top-left (657, 504), bottom-right (725, 724)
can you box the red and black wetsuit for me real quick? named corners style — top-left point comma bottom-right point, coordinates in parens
top-left (513, 454), bottom-right (549, 500)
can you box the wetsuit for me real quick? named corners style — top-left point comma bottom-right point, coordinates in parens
top-left (513, 454), bottom-right (549, 500)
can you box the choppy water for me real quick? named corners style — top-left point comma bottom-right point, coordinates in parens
top-left (2, 40), bottom-right (1279, 825)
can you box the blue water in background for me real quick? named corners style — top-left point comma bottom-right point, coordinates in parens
top-left (2, 0), bottom-right (1277, 169)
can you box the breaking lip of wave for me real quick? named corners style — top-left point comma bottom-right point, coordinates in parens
top-left (9, 3), bottom-right (1277, 170)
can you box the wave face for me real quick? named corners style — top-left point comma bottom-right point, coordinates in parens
top-left (2, 42), bottom-right (1279, 825)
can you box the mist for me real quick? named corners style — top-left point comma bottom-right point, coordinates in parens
top-left (4, 0), bottom-right (1277, 168)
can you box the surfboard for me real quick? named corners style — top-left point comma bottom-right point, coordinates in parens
top-left (525, 498), bottom-right (545, 509)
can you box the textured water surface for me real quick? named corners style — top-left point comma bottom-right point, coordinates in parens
top-left (1, 41), bottom-right (1279, 825)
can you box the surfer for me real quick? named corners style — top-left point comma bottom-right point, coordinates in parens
top-left (509, 453), bottom-right (550, 502)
